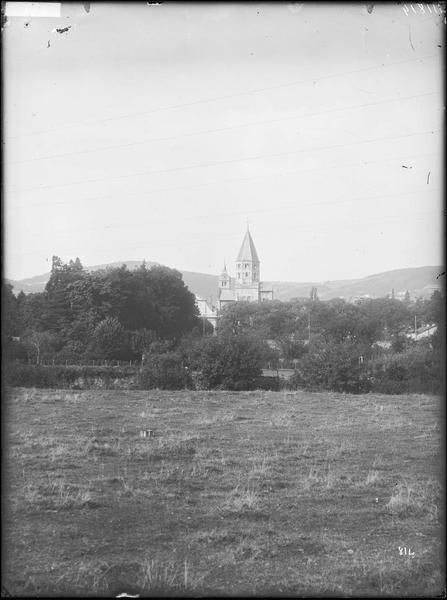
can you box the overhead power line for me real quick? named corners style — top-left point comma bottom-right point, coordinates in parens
top-left (5, 53), bottom-right (437, 141)
top-left (6, 150), bottom-right (439, 211)
top-left (4, 129), bottom-right (438, 195)
top-left (8, 209), bottom-right (439, 259)
top-left (16, 187), bottom-right (441, 240)
top-left (8, 91), bottom-right (436, 165)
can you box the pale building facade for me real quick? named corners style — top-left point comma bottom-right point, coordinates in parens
top-left (195, 295), bottom-right (218, 329)
top-left (217, 227), bottom-right (273, 311)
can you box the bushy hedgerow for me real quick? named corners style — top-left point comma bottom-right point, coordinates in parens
top-left (187, 333), bottom-right (268, 391)
top-left (288, 337), bottom-right (372, 394)
top-left (136, 333), bottom-right (269, 391)
top-left (254, 375), bottom-right (282, 391)
top-left (2, 363), bottom-right (137, 389)
top-left (369, 343), bottom-right (442, 394)
top-left (287, 336), bottom-right (442, 395)
top-left (137, 351), bottom-right (192, 390)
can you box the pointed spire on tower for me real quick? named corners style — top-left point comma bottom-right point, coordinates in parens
top-left (236, 227), bottom-right (259, 263)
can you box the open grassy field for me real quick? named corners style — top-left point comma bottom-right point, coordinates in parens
top-left (2, 388), bottom-right (444, 597)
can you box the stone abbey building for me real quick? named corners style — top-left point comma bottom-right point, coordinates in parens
top-left (217, 227), bottom-right (273, 311)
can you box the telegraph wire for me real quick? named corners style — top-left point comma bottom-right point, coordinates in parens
top-left (8, 209), bottom-right (439, 259)
top-left (6, 150), bottom-right (439, 211)
top-left (4, 129), bottom-right (438, 195)
top-left (5, 53), bottom-right (437, 141)
top-left (8, 91), bottom-right (437, 165)
top-left (17, 187), bottom-right (441, 240)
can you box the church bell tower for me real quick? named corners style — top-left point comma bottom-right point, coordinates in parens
top-left (234, 226), bottom-right (261, 302)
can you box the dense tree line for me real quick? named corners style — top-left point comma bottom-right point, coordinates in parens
top-left (216, 293), bottom-right (443, 353)
top-left (132, 290), bottom-right (444, 393)
top-left (215, 293), bottom-right (444, 393)
top-left (3, 256), bottom-right (201, 364)
top-left (2, 257), bottom-right (444, 393)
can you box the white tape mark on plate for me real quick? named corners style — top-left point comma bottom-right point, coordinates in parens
top-left (5, 2), bottom-right (61, 17)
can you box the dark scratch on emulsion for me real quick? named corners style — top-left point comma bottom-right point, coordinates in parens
top-left (436, 272), bottom-right (445, 279)
top-left (55, 26), bottom-right (72, 34)
top-left (408, 25), bottom-right (415, 51)
top-left (427, 171), bottom-right (431, 184)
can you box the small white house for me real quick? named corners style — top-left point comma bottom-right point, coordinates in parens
top-left (406, 324), bottom-right (438, 341)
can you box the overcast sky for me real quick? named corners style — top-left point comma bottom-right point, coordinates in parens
top-left (3, 2), bottom-right (444, 283)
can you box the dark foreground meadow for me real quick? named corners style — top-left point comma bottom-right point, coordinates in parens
top-left (2, 388), bottom-right (444, 597)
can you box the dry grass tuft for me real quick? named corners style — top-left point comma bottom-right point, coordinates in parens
top-left (271, 413), bottom-right (294, 427)
top-left (65, 559), bottom-right (113, 592)
top-left (217, 538), bottom-right (263, 565)
top-left (382, 416), bottom-right (411, 429)
top-left (24, 477), bottom-right (96, 510)
top-left (372, 455), bottom-right (385, 468)
top-left (136, 557), bottom-right (202, 592)
top-left (49, 443), bottom-right (72, 462)
top-left (365, 470), bottom-right (381, 485)
top-left (195, 412), bottom-right (236, 425)
top-left (190, 528), bottom-right (237, 545)
top-left (301, 463), bottom-right (336, 490)
top-left (386, 479), bottom-right (441, 520)
top-left (325, 439), bottom-right (355, 459)
top-left (137, 558), bottom-right (178, 590)
top-left (224, 484), bottom-right (260, 511)
top-left (85, 438), bottom-right (120, 456)
top-left (22, 389), bottom-right (37, 403)
top-left (249, 456), bottom-right (270, 478)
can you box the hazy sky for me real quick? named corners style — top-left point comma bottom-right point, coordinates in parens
top-left (3, 2), bottom-right (444, 282)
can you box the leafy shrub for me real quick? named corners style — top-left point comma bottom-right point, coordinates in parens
top-left (137, 351), bottom-right (191, 390)
top-left (186, 333), bottom-right (267, 391)
top-left (289, 336), bottom-right (371, 394)
top-left (369, 343), bottom-right (442, 394)
top-left (255, 375), bottom-right (282, 391)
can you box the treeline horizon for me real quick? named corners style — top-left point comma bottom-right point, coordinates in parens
top-left (2, 256), bottom-right (444, 394)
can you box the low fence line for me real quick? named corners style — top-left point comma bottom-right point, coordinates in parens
top-left (14, 359), bottom-right (299, 369)
top-left (14, 359), bottom-right (139, 368)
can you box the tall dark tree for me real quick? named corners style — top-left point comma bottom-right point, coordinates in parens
top-left (2, 283), bottom-right (18, 340)
top-left (43, 256), bottom-right (86, 335)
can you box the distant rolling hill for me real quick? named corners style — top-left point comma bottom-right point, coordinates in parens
top-left (6, 263), bottom-right (443, 304)
top-left (264, 266), bottom-right (444, 302)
